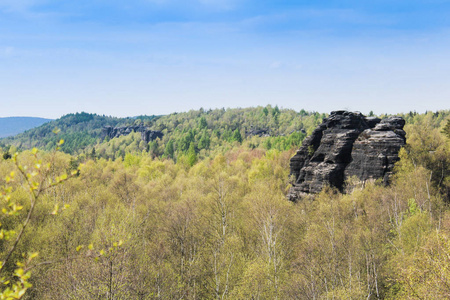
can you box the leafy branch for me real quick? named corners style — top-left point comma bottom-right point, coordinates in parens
top-left (0, 136), bottom-right (81, 299)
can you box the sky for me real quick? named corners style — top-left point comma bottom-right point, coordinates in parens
top-left (0, 0), bottom-right (449, 118)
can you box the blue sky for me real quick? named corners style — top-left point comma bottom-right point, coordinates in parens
top-left (0, 0), bottom-right (449, 118)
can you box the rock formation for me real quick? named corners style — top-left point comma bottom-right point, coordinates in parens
top-left (247, 129), bottom-right (270, 137)
top-left (288, 111), bottom-right (406, 201)
top-left (102, 125), bottom-right (163, 143)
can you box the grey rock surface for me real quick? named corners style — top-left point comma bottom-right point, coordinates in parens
top-left (102, 125), bottom-right (163, 143)
top-left (288, 111), bottom-right (405, 201)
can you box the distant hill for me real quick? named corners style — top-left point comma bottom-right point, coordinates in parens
top-left (0, 112), bottom-right (160, 154)
top-left (93, 106), bottom-right (322, 161)
top-left (0, 117), bottom-right (52, 138)
top-left (0, 108), bottom-right (320, 157)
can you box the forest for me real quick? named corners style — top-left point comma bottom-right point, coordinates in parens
top-left (0, 107), bottom-right (450, 299)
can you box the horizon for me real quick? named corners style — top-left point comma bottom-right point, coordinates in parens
top-left (1, 1), bottom-right (450, 118)
top-left (1, 105), bottom-right (449, 121)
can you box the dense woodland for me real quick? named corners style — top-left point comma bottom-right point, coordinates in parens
top-left (0, 107), bottom-right (450, 299)
top-left (1, 107), bottom-right (320, 157)
top-left (0, 112), bottom-right (159, 154)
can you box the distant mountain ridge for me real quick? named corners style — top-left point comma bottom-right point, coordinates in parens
top-left (0, 108), bottom-right (315, 156)
top-left (0, 117), bottom-right (52, 138)
top-left (0, 112), bottom-right (160, 154)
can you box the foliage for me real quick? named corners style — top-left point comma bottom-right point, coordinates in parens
top-left (92, 106), bottom-right (322, 163)
top-left (442, 119), bottom-right (450, 139)
top-left (0, 138), bottom-right (79, 299)
top-left (1, 113), bottom-right (159, 155)
top-left (0, 108), bottom-right (448, 298)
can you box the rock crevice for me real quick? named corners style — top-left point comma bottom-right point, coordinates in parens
top-left (288, 111), bottom-right (405, 201)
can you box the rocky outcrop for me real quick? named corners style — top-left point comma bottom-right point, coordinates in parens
top-left (288, 111), bottom-right (405, 201)
top-left (102, 125), bottom-right (163, 143)
top-left (247, 129), bottom-right (270, 137)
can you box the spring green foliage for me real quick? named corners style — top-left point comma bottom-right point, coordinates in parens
top-left (0, 137), bottom-right (80, 299)
top-left (1, 107), bottom-right (322, 163)
top-left (1, 113), bottom-right (159, 154)
top-left (231, 129), bottom-right (243, 143)
top-left (92, 106), bottom-right (322, 162)
top-left (442, 119), bottom-right (450, 139)
top-left (187, 142), bottom-right (197, 166)
top-left (397, 110), bottom-right (450, 199)
top-left (0, 108), bottom-right (448, 299)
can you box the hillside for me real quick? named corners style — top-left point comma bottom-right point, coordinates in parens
top-left (0, 107), bottom-right (322, 158)
top-left (0, 109), bottom-right (449, 299)
top-left (94, 106), bottom-right (323, 161)
top-left (0, 112), bottom-right (159, 154)
top-left (0, 117), bottom-right (52, 138)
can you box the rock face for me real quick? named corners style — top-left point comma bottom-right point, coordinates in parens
top-left (288, 111), bottom-right (405, 201)
top-left (102, 125), bottom-right (163, 143)
top-left (247, 129), bottom-right (270, 137)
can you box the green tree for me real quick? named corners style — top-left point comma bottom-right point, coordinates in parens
top-left (442, 119), bottom-right (450, 139)
top-left (90, 147), bottom-right (96, 161)
top-left (0, 139), bottom-right (79, 299)
top-left (231, 129), bottom-right (243, 143)
top-left (198, 130), bottom-right (211, 150)
top-left (272, 105), bottom-right (280, 117)
top-left (187, 142), bottom-right (197, 166)
top-left (164, 139), bottom-right (175, 159)
top-left (199, 116), bottom-right (208, 130)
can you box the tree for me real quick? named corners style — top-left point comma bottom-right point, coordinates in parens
top-left (90, 147), bottom-right (96, 161)
top-left (272, 105), bottom-right (280, 117)
top-left (204, 173), bottom-right (241, 299)
top-left (0, 139), bottom-right (79, 299)
top-left (199, 117), bottom-right (208, 130)
top-left (442, 119), bottom-right (450, 139)
top-left (198, 131), bottom-right (211, 150)
top-left (231, 129), bottom-right (243, 144)
top-left (187, 142), bottom-right (197, 167)
top-left (164, 139), bottom-right (175, 159)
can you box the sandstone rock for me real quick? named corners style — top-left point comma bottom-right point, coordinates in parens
top-left (247, 129), bottom-right (270, 137)
top-left (102, 125), bottom-right (163, 143)
top-left (141, 129), bottom-right (164, 143)
top-left (288, 111), bottom-right (405, 201)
